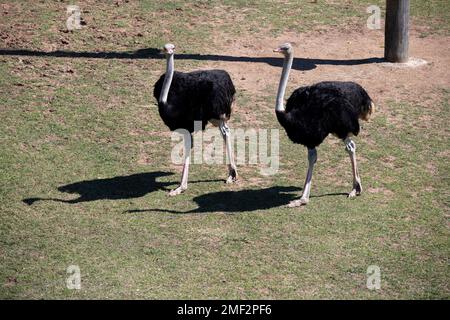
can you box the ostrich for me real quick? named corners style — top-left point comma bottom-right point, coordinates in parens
top-left (273, 43), bottom-right (374, 207)
top-left (153, 43), bottom-right (238, 196)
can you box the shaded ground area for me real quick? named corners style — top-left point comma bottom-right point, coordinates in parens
top-left (126, 186), bottom-right (302, 214)
top-left (23, 171), bottom-right (174, 205)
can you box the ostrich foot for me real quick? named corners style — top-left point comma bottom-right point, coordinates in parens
top-left (225, 169), bottom-right (238, 184)
top-left (168, 186), bottom-right (187, 197)
top-left (348, 183), bottom-right (362, 198)
top-left (287, 198), bottom-right (309, 207)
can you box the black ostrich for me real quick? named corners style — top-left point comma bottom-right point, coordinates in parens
top-left (273, 43), bottom-right (374, 207)
top-left (153, 43), bottom-right (238, 196)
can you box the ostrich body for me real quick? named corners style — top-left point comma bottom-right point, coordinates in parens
top-left (153, 44), bottom-right (238, 196)
top-left (273, 43), bottom-right (374, 207)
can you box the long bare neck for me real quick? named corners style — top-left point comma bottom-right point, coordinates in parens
top-left (159, 54), bottom-right (174, 104)
top-left (275, 52), bottom-right (293, 112)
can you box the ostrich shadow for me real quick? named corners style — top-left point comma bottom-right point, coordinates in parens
top-left (311, 192), bottom-right (348, 198)
top-left (124, 186), bottom-right (301, 214)
top-left (0, 48), bottom-right (385, 71)
top-left (22, 171), bottom-right (221, 205)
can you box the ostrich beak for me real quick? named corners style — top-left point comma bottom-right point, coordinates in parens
top-left (273, 48), bottom-right (281, 53)
top-left (161, 49), bottom-right (174, 55)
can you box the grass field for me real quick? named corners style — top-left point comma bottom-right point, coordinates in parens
top-left (0, 1), bottom-right (449, 299)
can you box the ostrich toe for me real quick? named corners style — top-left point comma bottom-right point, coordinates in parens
top-left (168, 186), bottom-right (187, 196)
top-left (287, 198), bottom-right (309, 207)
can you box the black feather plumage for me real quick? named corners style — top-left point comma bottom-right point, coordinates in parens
top-left (276, 81), bottom-right (373, 149)
top-left (153, 70), bottom-right (235, 132)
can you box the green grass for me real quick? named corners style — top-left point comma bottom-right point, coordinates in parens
top-left (0, 1), bottom-right (449, 299)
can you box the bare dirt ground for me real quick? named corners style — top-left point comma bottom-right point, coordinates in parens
top-left (204, 26), bottom-right (450, 111)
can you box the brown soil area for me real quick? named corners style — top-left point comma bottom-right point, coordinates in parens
top-left (204, 27), bottom-right (450, 111)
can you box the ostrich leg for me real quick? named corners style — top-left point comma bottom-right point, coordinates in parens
top-left (288, 148), bottom-right (317, 207)
top-left (219, 120), bottom-right (238, 183)
top-left (169, 132), bottom-right (192, 196)
top-left (344, 137), bottom-right (362, 198)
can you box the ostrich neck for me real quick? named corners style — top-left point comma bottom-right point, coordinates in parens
top-left (275, 52), bottom-right (293, 112)
top-left (159, 54), bottom-right (174, 104)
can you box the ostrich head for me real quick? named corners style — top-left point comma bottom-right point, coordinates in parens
top-left (273, 43), bottom-right (293, 55)
top-left (162, 43), bottom-right (175, 55)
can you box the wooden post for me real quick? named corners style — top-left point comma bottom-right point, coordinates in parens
top-left (385, 0), bottom-right (410, 63)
